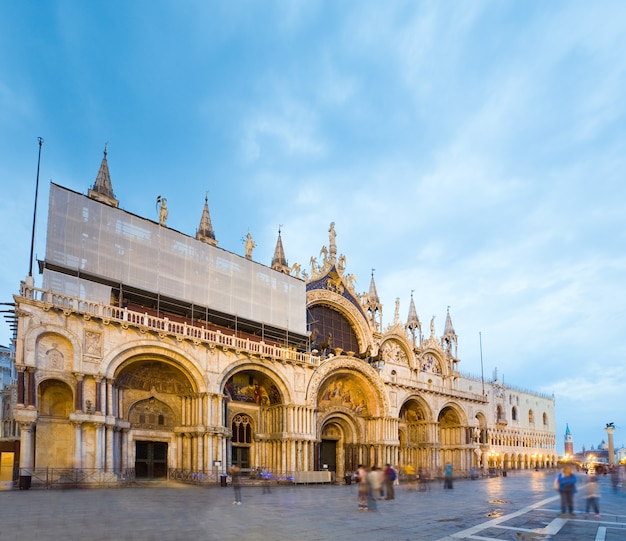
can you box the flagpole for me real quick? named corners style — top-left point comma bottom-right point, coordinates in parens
top-left (28, 137), bottom-right (44, 277)
top-left (479, 331), bottom-right (485, 397)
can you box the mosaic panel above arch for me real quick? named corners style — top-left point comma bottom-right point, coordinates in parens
top-left (317, 373), bottom-right (373, 417)
top-left (420, 352), bottom-right (443, 375)
top-left (437, 404), bottom-right (467, 426)
top-left (115, 360), bottom-right (194, 394)
top-left (399, 398), bottom-right (431, 423)
top-left (225, 370), bottom-right (282, 405)
top-left (307, 358), bottom-right (390, 416)
top-left (129, 397), bottom-right (176, 429)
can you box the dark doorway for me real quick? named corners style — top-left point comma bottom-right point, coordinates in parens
top-left (231, 446), bottom-right (249, 469)
top-left (319, 440), bottom-right (337, 472)
top-left (135, 441), bottom-right (168, 479)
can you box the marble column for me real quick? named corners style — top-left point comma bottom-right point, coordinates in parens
top-left (73, 421), bottom-right (83, 469)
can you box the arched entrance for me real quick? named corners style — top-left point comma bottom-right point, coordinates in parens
top-left (224, 369), bottom-right (284, 472)
top-left (398, 398), bottom-right (432, 473)
top-left (318, 414), bottom-right (358, 478)
top-left (316, 369), bottom-right (384, 478)
top-left (116, 358), bottom-right (196, 479)
top-left (437, 404), bottom-right (468, 473)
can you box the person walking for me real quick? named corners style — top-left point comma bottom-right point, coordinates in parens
top-left (261, 469), bottom-right (272, 494)
top-left (584, 475), bottom-right (600, 518)
top-left (384, 464), bottom-right (396, 500)
top-left (357, 464), bottom-right (368, 511)
top-left (230, 465), bottom-right (242, 504)
top-left (366, 467), bottom-right (379, 511)
top-left (443, 463), bottom-right (454, 489)
top-left (556, 465), bottom-right (577, 515)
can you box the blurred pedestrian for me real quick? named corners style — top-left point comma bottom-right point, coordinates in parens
top-left (556, 465), bottom-right (577, 515)
top-left (384, 464), bottom-right (396, 500)
top-left (405, 465), bottom-right (417, 491)
top-left (443, 463), bottom-right (454, 489)
top-left (367, 467), bottom-right (379, 511)
top-left (230, 465), bottom-right (242, 504)
top-left (357, 464), bottom-right (368, 511)
top-left (584, 475), bottom-right (600, 518)
top-left (262, 469), bottom-right (272, 494)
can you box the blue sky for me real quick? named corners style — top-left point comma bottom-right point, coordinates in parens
top-left (1, 1), bottom-right (625, 454)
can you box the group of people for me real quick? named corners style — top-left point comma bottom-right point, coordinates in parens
top-left (555, 465), bottom-right (602, 517)
top-left (356, 464), bottom-right (398, 511)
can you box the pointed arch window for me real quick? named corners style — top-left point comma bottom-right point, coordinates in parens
top-left (232, 414), bottom-right (252, 444)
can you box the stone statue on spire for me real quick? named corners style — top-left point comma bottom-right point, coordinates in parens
top-left (328, 222), bottom-right (337, 264)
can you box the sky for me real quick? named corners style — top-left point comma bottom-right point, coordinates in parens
top-left (1, 1), bottom-right (625, 455)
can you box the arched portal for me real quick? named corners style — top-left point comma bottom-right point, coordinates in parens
top-left (224, 369), bottom-right (285, 473)
top-left (398, 398), bottom-right (432, 474)
top-left (115, 359), bottom-right (195, 479)
top-left (315, 370), bottom-right (386, 478)
top-left (437, 404), bottom-right (469, 474)
top-left (318, 414), bottom-right (359, 480)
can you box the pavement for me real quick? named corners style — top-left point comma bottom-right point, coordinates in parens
top-left (0, 470), bottom-right (625, 540)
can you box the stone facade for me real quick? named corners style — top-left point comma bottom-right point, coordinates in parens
top-left (10, 153), bottom-right (557, 487)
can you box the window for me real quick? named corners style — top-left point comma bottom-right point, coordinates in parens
top-left (308, 304), bottom-right (359, 354)
top-left (232, 414), bottom-right (252, 444)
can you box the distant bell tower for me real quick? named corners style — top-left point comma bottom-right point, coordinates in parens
top-left (564, 423), bottom-right (574, 456)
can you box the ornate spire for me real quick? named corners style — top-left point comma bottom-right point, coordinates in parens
top-left (196, 194), bottom-right (218, 246)
top-left (443, 307), bottom-right (456, 336)
top-left (88, 143), bottom-right (119, 207)
top-left (368, 270), bottom-right (380, 305)
top-left (364, 269), bottom-right (383, 331)
top-left (405, 291), bottom-right (422, 347)
top-left (442, 306), bottom-right (458, 359)
top-left (271, 226), bottom-right (290, 274)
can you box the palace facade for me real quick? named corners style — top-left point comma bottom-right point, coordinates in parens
top-left (10, 150), bottom-right (557, 488)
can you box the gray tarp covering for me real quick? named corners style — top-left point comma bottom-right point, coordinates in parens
top-left (45, 184), bottom-right (307, 335)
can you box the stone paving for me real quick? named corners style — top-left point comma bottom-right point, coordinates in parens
top-left (0, 470), bottom-right (625, 540)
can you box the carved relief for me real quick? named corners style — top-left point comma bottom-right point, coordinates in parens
top-left (380, 340), bottom-right (408, 366)
top-left (84, 331), bottom-right (102, 357)
top-left (47, 348), bottom-right (64, 370)
top-left (37, 334), bottom-right (73, 372)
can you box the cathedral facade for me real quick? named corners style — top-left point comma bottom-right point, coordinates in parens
top-left (10, 150), bottom-right (557, 487)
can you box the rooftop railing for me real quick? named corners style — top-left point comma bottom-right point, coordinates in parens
top-left (19, 282), bottom-right (321, 366)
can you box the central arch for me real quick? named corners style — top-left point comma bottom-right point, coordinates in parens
top-left (113, 353), bottom-right (200, 479)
